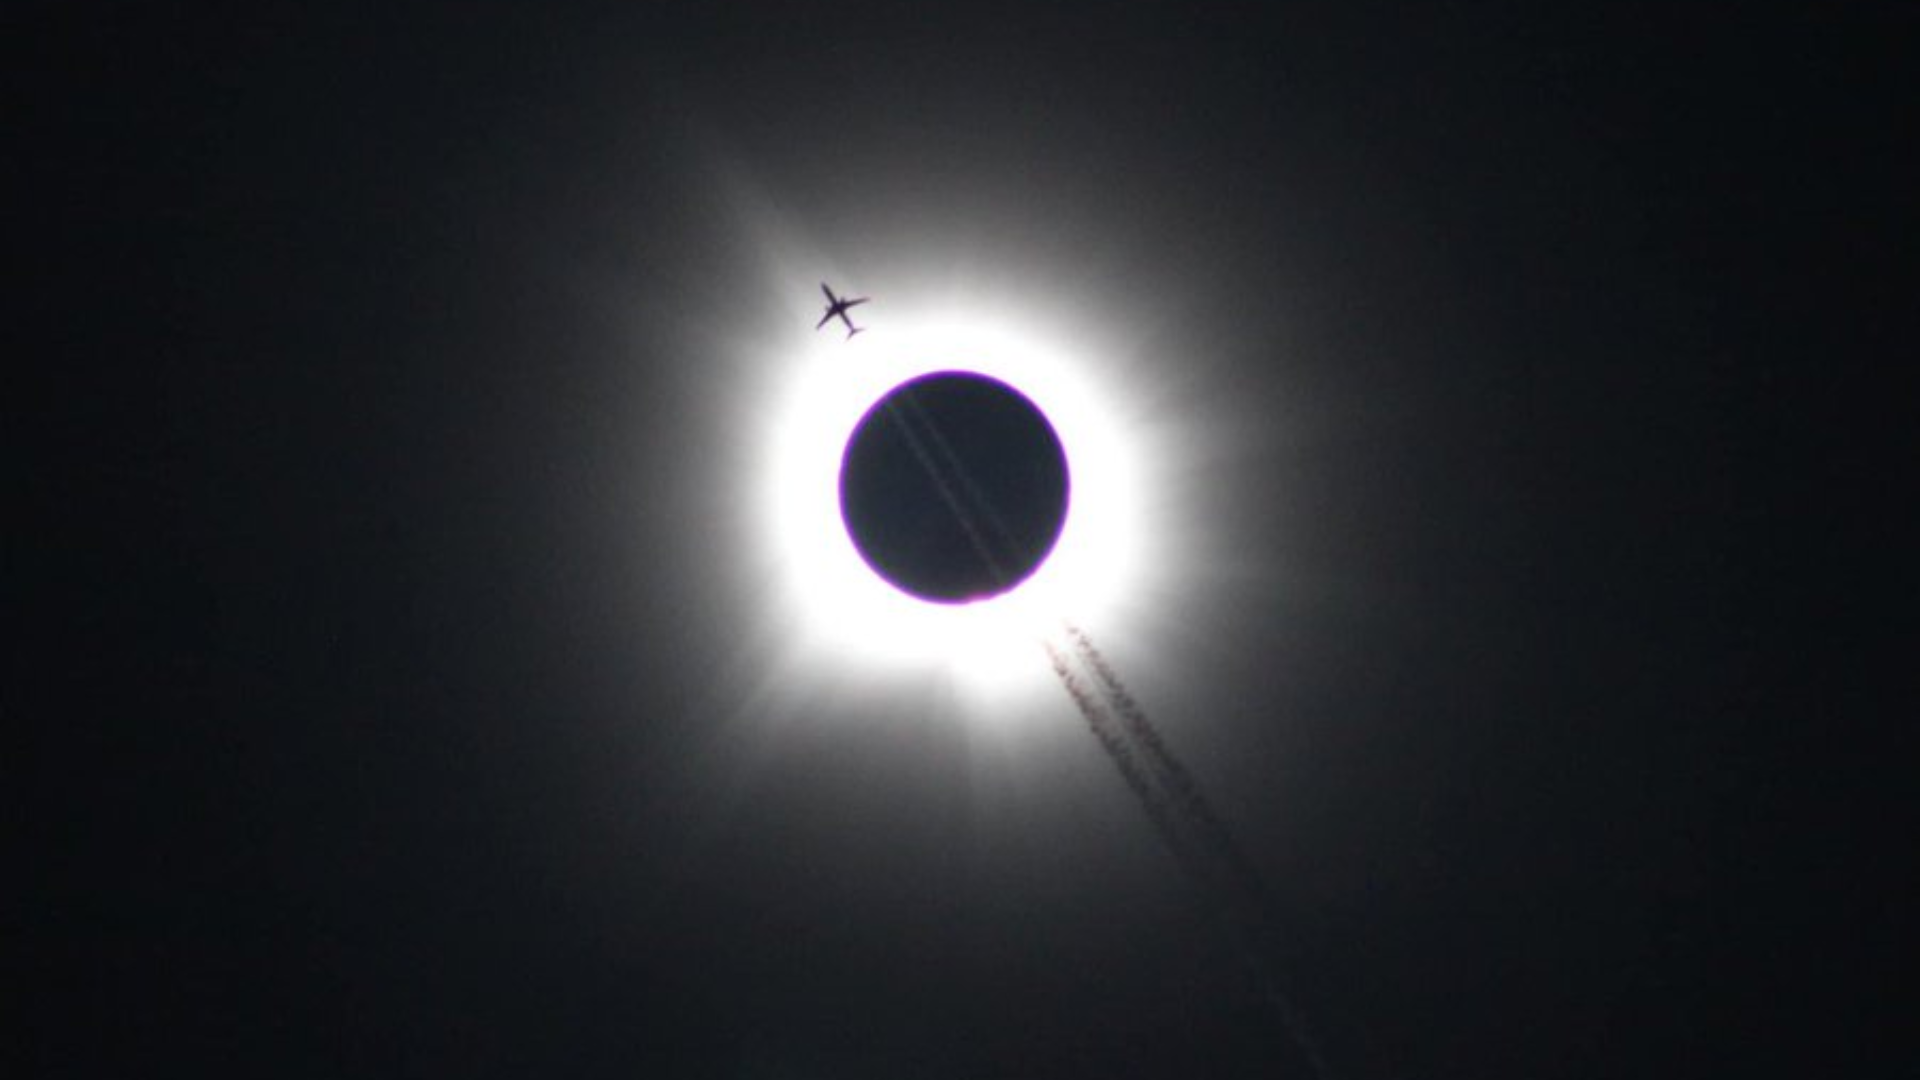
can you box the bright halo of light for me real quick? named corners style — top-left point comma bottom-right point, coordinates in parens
top-left (756, 307), bottom-right (1145, 682)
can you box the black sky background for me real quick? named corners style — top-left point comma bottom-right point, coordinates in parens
top-left (18, 2), bottom-right (1910, 1076)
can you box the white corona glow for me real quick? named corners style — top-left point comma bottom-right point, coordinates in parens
top-left (756, 307), bottom-right (1146, 684)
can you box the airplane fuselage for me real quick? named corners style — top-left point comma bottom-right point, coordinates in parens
top-left (817, 283), bottom-right (868, 338)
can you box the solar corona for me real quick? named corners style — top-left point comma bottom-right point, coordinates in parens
top-left (768, 285), bottom-right (1330, 1075)
top-left (759, 307), bottom-right (1150, 678)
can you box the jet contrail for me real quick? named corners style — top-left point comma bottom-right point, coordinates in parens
top-left (895, 386), bottom-right (1026, 567)
top-left (861, 355), bottom-right (1333, 1077)
top-left (879, 390), bottom-right (1012, 593)
top-left (1042, 637), bottom-right (1209, 887)
top-left (1065, 623), bottom-right (1275, 923)
top-left (1048, 623), bottom-right (1335, 1080)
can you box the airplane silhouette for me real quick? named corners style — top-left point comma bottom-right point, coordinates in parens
top-left (815, 282), bottom-right (868, 338)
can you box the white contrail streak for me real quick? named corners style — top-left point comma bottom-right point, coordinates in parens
top-left (1066, 623), bottom-right (1273, 919)
top-left (865, 355), bottom-right (1333, 1076)
top-left (1047, 623), bottom-right (1335, 1080)
top-left (1042, 638), bottom-right (1208, 885)
top-left (880, 392), bottom-right (1011, 592)
top-left (895, 386), bottom-right (1026, 566)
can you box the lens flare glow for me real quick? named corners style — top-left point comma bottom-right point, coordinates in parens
top-left (755, 308), bottom-right (1147, 681)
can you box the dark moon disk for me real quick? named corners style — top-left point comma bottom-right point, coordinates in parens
top-left (839, 371), bottom-right (1070, 603)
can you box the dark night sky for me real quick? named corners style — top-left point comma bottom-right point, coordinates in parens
top-left (18, 3), bottom-right (1909, 1076)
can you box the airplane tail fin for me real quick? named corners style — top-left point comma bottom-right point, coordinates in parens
top-left (847, 326), bottom-right (865, 339)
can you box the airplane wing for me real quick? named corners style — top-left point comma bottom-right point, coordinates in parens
top-left (844, 297), bottom-right (868, 308)
top-left (815, 310), bottom-right (834, 330)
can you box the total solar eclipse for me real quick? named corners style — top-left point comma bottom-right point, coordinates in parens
top-left (838, 370), bottom-right (1070, 603)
